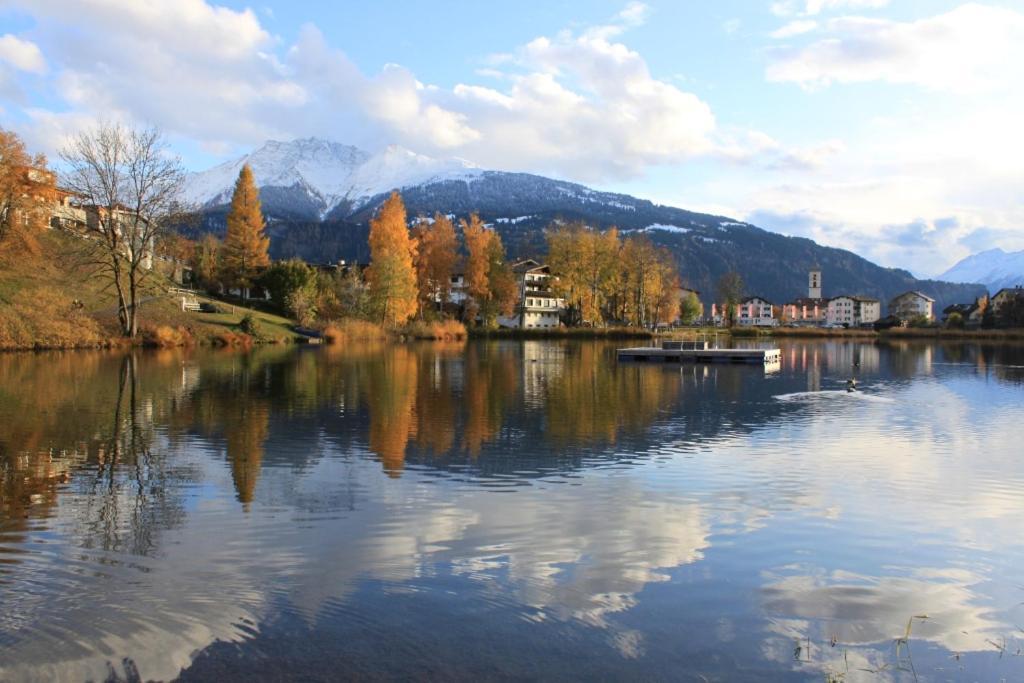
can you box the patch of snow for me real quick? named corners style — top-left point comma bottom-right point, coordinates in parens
top-left (698, 236), bottom-right (720, 244)
top-left (641, 224), bottom-right (691, 234)
top-left (495, 215), bottom-right (533, 224)
top-left (718, 221), bottom-right (746, 229)
top-left (604, 200), bottom-right (636, 211)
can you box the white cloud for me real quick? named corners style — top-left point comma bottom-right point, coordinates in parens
top-left (770, 19), bottom-right (818, 38)
top-left (771, 0), bottom-right (889, 17)
top-left (3, 0), bottom-right (742, 183)
top-left (767, 4), bottom-right (1024, 93)
top-left (0, 34), bottom-right (46, 73)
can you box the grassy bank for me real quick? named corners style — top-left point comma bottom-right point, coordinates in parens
top-left (881, 327), bottom-right (1024, 340)
top-left (0, 231), bottom-right (303, 351)
top-left (469, 326), bottom-right (654, 340)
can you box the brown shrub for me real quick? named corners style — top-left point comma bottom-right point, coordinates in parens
top-left (142, 324), bottom-right (195, 348)
top-left (402, 319), bottom-right (468, 340)
top-left (213, 331), bottom-right (253, 347)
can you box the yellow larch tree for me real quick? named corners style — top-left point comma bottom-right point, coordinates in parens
top-left (366, 191), bottom-right (418, 325)
top-left (222, 164), bottom-right (270, 297)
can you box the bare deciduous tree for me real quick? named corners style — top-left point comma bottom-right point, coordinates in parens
top-left (61, 123), bottom-right (185, 338)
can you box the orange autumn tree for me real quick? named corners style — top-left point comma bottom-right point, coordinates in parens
top-left (0, 128), bottom-right (53, 254)
top-left (412, 212), bottom-right (458, 316)
top-left (222, 164), bottom-right (269, 297)
top-left (461, 213), bottom-right (516, 327)
top-left (367, 191), bottom-right (418, 325)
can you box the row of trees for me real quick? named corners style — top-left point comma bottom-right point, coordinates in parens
top-left (190, 184), bottom-right (520, 329)
top-left (366, 192), bottom-right (517, 326)
top-left (546, 223), bottom-right (696, 328)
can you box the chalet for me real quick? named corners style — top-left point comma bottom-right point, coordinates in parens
top-left (942, 294), bottom-right (988, 327)
top-left (498, 259), bottom-right (564, 329)
top-left (889, 291), bottom-right (935, 322)
top-left (990, 287), bottom-right (1023, 316)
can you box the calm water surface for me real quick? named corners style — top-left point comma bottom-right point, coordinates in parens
top-left (1, 340), bottom-right (1023, 682)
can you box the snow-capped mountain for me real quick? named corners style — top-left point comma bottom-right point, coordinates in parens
top-left (181, 137), bottom-right (988, 312)
top-left (182, 138), bottom-right (482, 220)
top-left (937, 248), bottom-right (1024, 292)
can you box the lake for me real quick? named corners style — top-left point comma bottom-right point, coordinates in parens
top-left (1, 339), bottom-right (1023, 682)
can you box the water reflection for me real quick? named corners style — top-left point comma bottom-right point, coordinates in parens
top-left (0, 340), bottom-right (1023, 681)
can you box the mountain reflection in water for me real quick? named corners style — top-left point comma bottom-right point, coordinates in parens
top-left (1, 340), bottom-right (1023, 682)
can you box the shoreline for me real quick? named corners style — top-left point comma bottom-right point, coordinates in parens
top-left (6, 324), bottom-right (1024, 353)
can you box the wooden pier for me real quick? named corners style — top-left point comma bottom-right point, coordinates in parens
top-left (617, 341), bottom-right (781, 365)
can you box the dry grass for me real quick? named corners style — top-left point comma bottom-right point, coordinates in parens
top-left (401, 319), bottom-right (468, 341)
top-left (140, 324), bottom-right (195, 348)
top-left (322, 319), bottom-right (388, 344)
top-left (0, 287), bottom-right (106, 350)
top-left (470, 325), bottom-right (653, 340)
top-left (770, 326), bottom-right (878, 337)
top-left (883, 327), bottom-right (1024, 340)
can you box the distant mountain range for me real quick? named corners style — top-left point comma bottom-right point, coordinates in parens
top-left (938, 248), bottom-right (1024, 293)
top-left (182, 138), bottom-right (987, 312)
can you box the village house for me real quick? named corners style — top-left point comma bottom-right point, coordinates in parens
top-left (498, 259), bottom-right (564, 329)
top-left (889, 290), bottom-right (935, 322)
top-left (889, 291), bottom-right (935, 322)
top-left (827, 295), bottom-right (881, 327)
top-left (941, 294), bottom-right (988, 327)
top-left (737, 296), bottom-right (777, 326)
top-left (990, 287), bottom-right (1023, 317)
top-left (673, 287), bottom-right (703, 324)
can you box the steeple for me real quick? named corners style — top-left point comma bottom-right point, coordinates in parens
top-left (809, 267), bottom-right (822, 299)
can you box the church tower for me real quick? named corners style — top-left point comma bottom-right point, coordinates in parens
top-left (808, 268), bottom-right (822, 299)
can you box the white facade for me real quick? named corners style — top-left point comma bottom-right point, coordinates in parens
top-left (826, 296), bottom-right (880, 326)
top-left (737, 297), bottom-right (777, 326)
top-left (889, 291), bottom-right (935, 321)
top-left (853, 297), bottom-right (881, 325)
top-left (498, 260), bottom-right (565, 329)
top-left (827, 296), bottom-right (856, 326)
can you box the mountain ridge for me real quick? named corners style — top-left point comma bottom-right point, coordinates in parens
top-left (182, 137), bottom-right (988, 313)
top-left (938, 247), bottom-right (1024, 293)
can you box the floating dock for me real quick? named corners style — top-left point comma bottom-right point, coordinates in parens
top-left (617, 340), bottom-right (781, 365)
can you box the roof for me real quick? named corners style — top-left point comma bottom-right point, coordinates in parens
top-left (511, 259), bottom-right (549, 274)
top-left (943, 303), bottom-right (977, 315)
top-left (992, 287), bottom-right (1023, 300)
top-left (742, 295), bottom-right (773, 305)
top-left (850, 295), bottom-right (880, 303)
top-left (890, 290), bottom-right (934, 303)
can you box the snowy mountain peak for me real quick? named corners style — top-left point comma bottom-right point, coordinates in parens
top-left (181, 137), bottom-right (482, 219)
top-left (938, 247), bottom-right (1024, 292)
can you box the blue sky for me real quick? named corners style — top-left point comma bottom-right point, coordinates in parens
top-left (1, 0), bottom-right (1022, 275)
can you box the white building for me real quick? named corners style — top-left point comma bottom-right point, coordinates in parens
top-left (498, 259), bottom-right (564, 329)
top-left (737, 296), bottom-right (777, 326)
top-left (852, 296), bottom-right (881, 325)
top-left (827, 295), bottom-right (881, 327)
top-left (889, 291), bottom-right (935, 322)
top-left (827, 295), bottom-right (856, 326)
